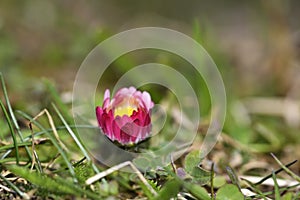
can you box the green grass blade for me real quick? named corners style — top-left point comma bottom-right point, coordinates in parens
top-left (0, 157), bottom-right (31, 164)
top-left (210, 162), bottom-right (215, 199)
top-left (0, 99), bottom-right (19, 164)
top-left (0, 73), bottom-right (32, 161)
top-left (6, 165), bottom-right (100, 199)
top-left (241, 178), bottom-right (268, 200)
top-left (16, 111), bottom-right (78, 183)
top-left (254, 159), bottom-right (297, 186)
top-left (0, 141), bottom-right (32, 151)
top-left (272, 171), bottom-right (281, 200)
top-left (271, 153), bottom-right (300, 182)
top-left (226, 166), bottom-right (241, 190)
top-left (52, 103), bottom-right (99, 174)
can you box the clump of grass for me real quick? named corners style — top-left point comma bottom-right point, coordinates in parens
top-left (1, 72), bottom-right (300, 199)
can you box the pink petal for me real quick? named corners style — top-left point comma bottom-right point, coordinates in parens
top-left (142, 91), bottom-right (154, 110)
top-left (128, 86), bottom-right (137, 94)
top-left (102, 98), bottom-right (111, 109)
top-left (102, 89), bottom-right (111, 108)
top-left (101, 111), bottom-right (114, 139)
top-left (104, 89), bottom-right (110, 100)
top-left (95, 106), bottom-right (103, 122)
top-left (120, 127), bottom-right (131, 144)
top-left (112, 120), bottom-right (121, 142)
top-left (115, 115), bottom-right (132, 128)
top-left (115, 87), bottom-right (136, 97)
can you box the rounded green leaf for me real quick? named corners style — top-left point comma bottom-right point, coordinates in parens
top-left (216, 184), bottom-right (244, 200)
top-left (184, 150), bottom-right (202, 173)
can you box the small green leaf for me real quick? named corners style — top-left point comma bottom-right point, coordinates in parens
top-left (190, 167), bottom-right (211, 185)
top-left (109, 180), bottom-right (119, 195)
top-left (184, 150), bottom-right (210, 184)
top-left (216, 184), bottom-right (244, 200)
top-left (154, 179), bottom-right (181, 200)
top-left (184, 150), bottom-right (202, 174)
top-left (99, 179), bottom-right (110, 196)
top-left (210, 176), bottom-right (227, 188)
top-left (183, 182), bottom-right (210, 200)
top-left (282, 192), bottom-right (293, 200)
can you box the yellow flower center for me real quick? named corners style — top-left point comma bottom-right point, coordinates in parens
top-left (114, 106), bottom-right (137, 117)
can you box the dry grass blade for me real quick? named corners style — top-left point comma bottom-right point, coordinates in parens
top-left (0, 174), bottom-right (30, 199)
top-left (29, 126), bottom-right (43, 173)
top-left (27, 109), bottom-right (78, 183)
top-left (86, 161), bottom-right (158, 196)
top-left (29, 109), bottom-right (68, 152)
top-left (0, 182), bottom-right (13, 193)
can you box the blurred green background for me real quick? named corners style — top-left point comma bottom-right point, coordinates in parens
top-left (1, 0), bottom-right (300, 171)
top-left (1, 0), bottom-right (299, 93)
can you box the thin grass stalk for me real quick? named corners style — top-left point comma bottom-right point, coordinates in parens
top-left (20, 111), bottom-right (78, 183)
top-left (248, 183), bottom-right (300, 199)
top-left (52, 103), bottom-right (100, 174)
top-left (226, 166), bottom-right (241, 191)
top-left (254, 159), bottom-right (297, 186)
top-left (241, 178), bottom-right (268, 199)
top-left (0, 73), bottom-right (32, 161)
top-left (272, 171), bottom-right (280, 200)
top-left (271, 153), bottom-right (300, 182)
top-left (210, 163), bottom-right (215, 199)
top-left (0, 141), bottom-right (32, 152)
top-left (0, 99), bottom-right (19, 164)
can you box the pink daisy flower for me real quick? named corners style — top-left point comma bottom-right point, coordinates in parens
top-left (96, 87), bottom-right (154, 146)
